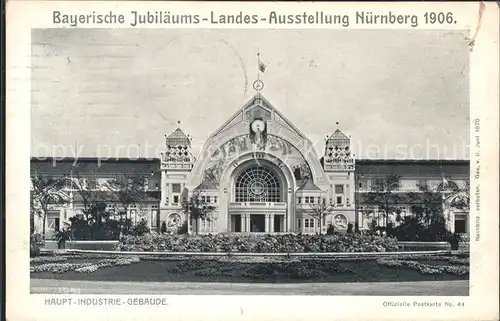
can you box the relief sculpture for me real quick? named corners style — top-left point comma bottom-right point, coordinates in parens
top-left (203, 134), bottom-right (311, 187)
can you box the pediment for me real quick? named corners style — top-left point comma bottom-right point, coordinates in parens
top-left (210, 93), bottom-right (306, 140)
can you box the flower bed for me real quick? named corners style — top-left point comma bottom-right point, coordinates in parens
top-left (31, 253), bottom-right (469, 282)
top-left (376, 259), bottom-right (469, 276)
top-left (115, 233), bottom-right (400, 253)
top-left (30, 257), bottom-right (141, 274)
top-left (30, 256), bottom-right (69, 264)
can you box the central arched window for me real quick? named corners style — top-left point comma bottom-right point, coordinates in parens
top-left (235, 166), bottom-right (281, 202)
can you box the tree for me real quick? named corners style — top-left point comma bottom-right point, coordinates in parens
top-left (67, 201), bottom-right (122, 240)
top-left (67, 166), bottom-right (111, 222)
top-left (393, 184), bottom-right (457, 242)
top-left (182, 190), bottom-right (216, 234)
top-left (363, 174), bottom-right (403, 228)
top-left (30, 170), bottom-right (66, 237)
top-left (299, 197), bottom-right (335, 234)
top-left (106, 171), bottom-right (148, 233)
top-left (407, 185), bottom-right (445, 225)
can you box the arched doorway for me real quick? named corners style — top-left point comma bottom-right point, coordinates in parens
top-left (228, 159), bottom-right (289, 233)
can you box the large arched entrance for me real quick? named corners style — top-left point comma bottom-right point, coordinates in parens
top-left (227, 158), bottom-right (290, 233)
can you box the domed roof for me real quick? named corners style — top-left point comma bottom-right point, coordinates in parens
top-left (166, 128), bottom-right (190, 147)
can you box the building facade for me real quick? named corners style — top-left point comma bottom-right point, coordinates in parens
top-left (31, 93), bottom-right (470, 237)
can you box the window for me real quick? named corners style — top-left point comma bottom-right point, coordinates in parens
top-left (213, 196), bottom-right (218, 203)
top-left (201, 196), bottom-right (206, 202)
top-left (317, 197), bottom-right (321, 204)
top-left (151, 205), bottom-right (158, 228)
top-left (304, 219), bottom-right (310, 228)
top-left (336, 196), bottom-right (343, 204)
top-left (297, 197), bottom-right (302, 204)
top-left (304, 196), bottom-right (314, 204)
top-left (373, 179), bottom-right (383, 188)
top-left (335, 185), bottom-right (344, 194)
top-left (234, 166), bottom-right (281, 202)
top-left (297, 219), bottom-right (301, 228)
top-left (418, 179), bottom-right (428, 189)
top-left (206, 196), bottom-right (211, 203)
top-left (147, 178), bottom-right (157, 190)
top-left (454, 220), bottom-right (466, 233)
top-left (454, 214), bottom-right (467, 233)
top-left (172, 184), bottom-right (181, 193)
top-left (173, 196), bottom-right (179, 203)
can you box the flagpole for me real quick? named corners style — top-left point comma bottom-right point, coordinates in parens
top-left (257, 50), bottom-right (260, 81)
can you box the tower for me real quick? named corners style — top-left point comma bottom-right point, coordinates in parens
top-left (159, 122), bottom-right (194, 232)
top-left (323, 124), bottom-right (356, 230)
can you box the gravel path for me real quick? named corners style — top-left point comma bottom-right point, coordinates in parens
top-left (31, 279), bottom-right (469, 296)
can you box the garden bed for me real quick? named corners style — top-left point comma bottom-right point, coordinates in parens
top-left (115, 233), bottom-right (400, 253)
top-left (31, 253), bottom-right (469, 283)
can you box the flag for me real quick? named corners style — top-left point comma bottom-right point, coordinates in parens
top-left (259, 61), bottom-right (267, 73)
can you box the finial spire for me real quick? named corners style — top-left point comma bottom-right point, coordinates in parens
top-left (177, 120), bottom-right (181, 125)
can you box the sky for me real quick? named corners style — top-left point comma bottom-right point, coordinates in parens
top-left (31, 28), bottom-right (470, 160)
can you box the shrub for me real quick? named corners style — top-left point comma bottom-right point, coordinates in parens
top-left (30, 233), bottom-right (44, 258)
top-left (115, 233), bottom-right (399, 253)
top-left (129, 219), bottom-right (150, 237)
top-left (30, 243), bottom-right (41, 258)
top-left (390, 215), bottom-right (458, 242)
top-left (160, 221), bottom-right (167, 234)
top-left (177, 221), bottom-right (188, 234)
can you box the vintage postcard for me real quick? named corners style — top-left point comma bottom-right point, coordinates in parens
top-left (5, 1), bottom-right (499, 320)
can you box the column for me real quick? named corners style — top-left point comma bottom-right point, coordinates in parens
top-left (59, 208), bottom-right (65, 228)
top-left (161, 172), bottom-right (167, 205)
top-left (265, 214), bottom-right (270, 233)
top-left (245, 214), bottom-right (251, 232)
top-left (197, 218), bottom-right (201, 234)
top-left (269, 214), bottom-right (275, 233)
top-left (168, 183), bottom-right (172, 205)
top-left (346, 184), bottom-right (351, 206)
top-left (240, 215), bottom-right (245, 233)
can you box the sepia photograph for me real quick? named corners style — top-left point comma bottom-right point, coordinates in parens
top-left (28, 28), bottom-right (472, 296)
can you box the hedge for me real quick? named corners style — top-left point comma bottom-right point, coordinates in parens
top-left (114, 233), bottom-right (400, 253)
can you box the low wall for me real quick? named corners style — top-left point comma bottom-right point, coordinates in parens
top-left (66, 249), bottom-right (451, 258)
top-left (40, 240), bottom-right (469, 252)
top-left (42, 240), bottom-right (119, 251)
top-left (396, 241), bottom-right (451, 251)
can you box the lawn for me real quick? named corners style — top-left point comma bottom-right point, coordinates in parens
top-left (30, 254), bottom-right (469, 283)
